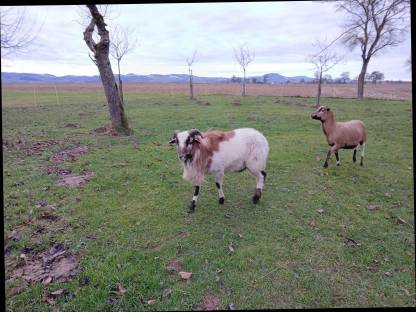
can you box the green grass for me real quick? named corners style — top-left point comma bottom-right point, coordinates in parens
top-left (2, 87), bottom-right (414, 310)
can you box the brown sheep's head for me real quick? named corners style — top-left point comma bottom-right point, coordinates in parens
top-left (169, 129), bottom-right (203, 163)
top-left (311, 106), bottom-right (331, 121)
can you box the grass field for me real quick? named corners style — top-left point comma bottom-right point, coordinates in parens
top-left (2, 85), bottom-right (415, 310)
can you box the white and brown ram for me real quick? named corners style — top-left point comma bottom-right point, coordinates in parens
top-left (169, 128), bottom-right (269, 213)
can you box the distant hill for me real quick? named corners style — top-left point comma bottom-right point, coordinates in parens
top-left (1, 72), bottom-right (316, 84)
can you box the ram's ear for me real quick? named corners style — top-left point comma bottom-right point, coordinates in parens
top-left (326, 107), bottom-right (330, 111)
top-left (169, 130), bottom-right (180, 145)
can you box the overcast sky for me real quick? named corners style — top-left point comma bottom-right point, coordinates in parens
top-left (1, 2), bottom-right (412, 80)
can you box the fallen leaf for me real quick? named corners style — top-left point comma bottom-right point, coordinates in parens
top-left (49, 289), bottom-right (66, 297)
top-left (228, 303), bottom-right (236, 310)
top-left (162, 288), bottom-right (172, 299)
top-left (148, 299), bottom-right (156, 305)
top-left (309, 220), bottom-right (317, 227)
top-left (401, 287), bottom-right (410, 296)
top-left (367, 204), bottom-right (378, 211)
top-left (316, 209), bottom-right (324, 214)
top-left (344, 237), bottom-right (361, 247)
top-left (179, 271), bottom-right (192, 281)
top-left (228, 243), bottom-right (235, 253)
top-left (109, 283), bottom-right (126, 296)
top-left (397, 217), bottom-right (407, 224)
top-left (384, 271), bottom-right (392, 277)
top-left (42, 276), bottom-right (52, 286)
top-left (8, 230), bottom-right (21, 241)
top-left (334, 293), bottom-right (345, 300)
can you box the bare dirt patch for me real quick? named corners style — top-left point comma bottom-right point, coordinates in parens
top-left (50, 145), bottom-right (89, 162)
top-left (6, 221), bottom-right (33, 242)
top-left (7, 244), bottom-right (79, 284)
top-left (79, 111), bottom-right (96, 117)
top-left (92, 123), bottom-right (119, 136)
top-left (232, 99), bottom-right (241, 106)
top-left (195, 99), bottom-right (211, 106)
top-left (56, 172), bottom-right (95, 188)
top-left (64, 123), bottom-right (81, 128)
top-left (3, 139), bottom-right (64, 155)
top-left (194, 293), bottom-right (221, 311)
top-left (46, 166), bottom-right (72, 176)
top-left (165, 258), bottom-right (182, 273)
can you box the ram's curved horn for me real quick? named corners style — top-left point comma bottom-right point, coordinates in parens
top-left (168, 129), bottom-right (180, 144)
top-left (189, 128), bottom-right (203, 138)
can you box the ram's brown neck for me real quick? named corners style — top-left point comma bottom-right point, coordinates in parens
top-left (322, 112), bottom-right (336, 137)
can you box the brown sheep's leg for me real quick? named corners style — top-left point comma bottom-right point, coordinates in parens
top-left (335, 151), bottom-right (340, 166)
top-left (324, 149), bottom-right (332, 168)
top-left (353, 148), bottom-right (357, 163)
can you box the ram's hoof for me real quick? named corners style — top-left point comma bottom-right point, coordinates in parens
top-left (187, 201), bottom-right (195, 213)
top-left (323, 162), bottom-right (328, 168)
top-left (219, 197), bottom-right (225, 204)
top-left (252, 195), bottom-right (260, 204)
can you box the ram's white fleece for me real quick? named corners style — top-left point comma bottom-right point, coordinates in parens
top-left (180, 128), bottom-right (269, 185)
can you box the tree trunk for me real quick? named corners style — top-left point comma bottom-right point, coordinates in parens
top-left (357, 60), bottom-right (369, 100)
top-left (242, 68), bottom-right (246, 96)
top-left (95, 54), bottom-right (130, 134)
top-left (189, 67), bottom-right (194, 100)
top-left (84, 5), bottom-right (131, 135)
top-left (315, 70), bottom-right (322, 108)
top-left (117, 59), bottom-right (124, 105)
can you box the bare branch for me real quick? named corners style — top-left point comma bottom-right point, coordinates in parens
top-left (186, 50), bottom-right (199, 67)
top-left (1, 6), bottom-right (45, 57)
top-left (110, 24), bottom-right (138, 62)
top-left (233, 45), bottom-right (255, 69)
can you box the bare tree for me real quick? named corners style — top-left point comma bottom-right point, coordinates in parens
top-left (110, 25), bottom-right (138, 105)
top-left (233, 45), bottom-right (255, 96)
top-left (337, 0), bottom-right (410, 99)
top-left (309, 40), bottom-right (342, 107)
top-left (368, 70), bottom-right (384, 83)
top-left (83, 4), bottom-right (132, 135)
top-left (405, 57), bottom-right (411, 71)
top-left (0, 7), bottom-right (43, 57)
top-left (186, 50), bottom-right (199, 100)
top-left (340, 71), bottom-right (350, 83)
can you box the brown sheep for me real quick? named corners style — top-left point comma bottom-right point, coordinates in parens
top-left (311, 106), bottom-right (368, 168)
